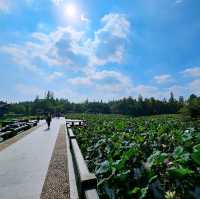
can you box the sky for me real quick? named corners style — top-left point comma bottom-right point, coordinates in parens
top-left (0, 0), bottom-right (200, 102)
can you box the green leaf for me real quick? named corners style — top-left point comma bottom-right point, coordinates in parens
top-left (147, 151), bottom-right (167, 167)
top-left (172, 146), bottom-right (183, 158)
top-left (140, 187), bottom-right (148, 199)
top-left (172, 146), bottom-right (190, 163)
top-left (148, 175), bottom-right (158, 183)
top-left (193, 144), bottom-right (200, 152)
top-left (131, 187), bottom-right (140, 194)
top-left (168, 167), bottom-right (194, 178)
top-left (124, 148), bottom-right (137, 160)
top-left (181, 131), bottom-right (193, 142)
top-left (130, 186), bottom-right (148, 199)
top-left (103, 184), bottom-right (115, 199)
top-left (191, 150), bottom-right (200, 165)
top-left (135, 135), bottom-right (145, 142)
top-left (96, 160), bottom-right (110, 174)
top-left (179, 153), bottom-right (190, 163)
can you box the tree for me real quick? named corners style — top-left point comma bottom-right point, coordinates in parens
top-left (178, 96), bottom-right (184, 105)
top-left (180, 96), bottom-right (200, 118)
top-left (187, 97), bottom-right (200, 118)
top-left (5, 91), bottom-right (198, 117)
top-left (169, 92), bottom-right (175, 103)
top-left (0, 101), bottom-right (9, 117)
top-left (188, 94), bottom-right (197, 102)
top-left (45, 91), bottom-right (54, 100)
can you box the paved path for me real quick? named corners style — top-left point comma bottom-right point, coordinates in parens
top-left (0, 118), bottom-right (65, 199)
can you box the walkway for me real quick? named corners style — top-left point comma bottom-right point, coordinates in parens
top-left (0, 118), bottom-right (67, 199)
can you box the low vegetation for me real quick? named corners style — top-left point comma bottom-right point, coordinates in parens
top-left (69, 114), bottom-right (200, 199)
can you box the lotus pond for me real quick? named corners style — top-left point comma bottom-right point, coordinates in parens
top-left (66, 114), bottom-right (200, 199)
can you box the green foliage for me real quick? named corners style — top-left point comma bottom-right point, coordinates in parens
top-left (0, 101), bottom-right (9, 117)
top-left (167, 167), bottom-right (193, 178)
top-left (1, 91), bottom-right (196, 118)
top-left (191, 146), bottom-right (200, 165)
top-left (180, 95), bottom-right (200, 118)
top-left (70, 114), bottom-right (200, 199)
top-left (164, 191), bottom-right (177, 199)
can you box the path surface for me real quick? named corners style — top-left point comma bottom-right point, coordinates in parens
top-left (40, 124), bottom-right (69, 199)
top-left (0, 118), bottom-right (65, 199)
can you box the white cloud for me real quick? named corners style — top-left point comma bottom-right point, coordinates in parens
top-left (0, 44), bottom-right (44, 74)
top-left (15, 83), bottom-right (87, 102)
top-left (68, 69), bottom-right (133, 101)
top-left (181, 67), bottom-right (200, 78)
top-left (130, 81), bottom-right (199, 100)
top-left (0, 0), bottom-right (10, 13)
top-left (100, 13), bottom-right (130, 39)
top-left (167, 85), bottom-right (187, 97)
top-left (87, 13), bottom-right (130, 67)
top-left (16, 84), bottom-right (44, 98)
top-left (68, 76), bottom-right (91, 85)
top-left (1, 12), bottom-right (135, 101)
top-left (81, 15), bottom-right (89, 23)
top-left (131, 80), bottom-right (200, 99)
top-left (154, 74), bottom-right (172, 84)
top-left (47, 71), bottom-right (63, 81)
top-left (167, 79), bottom-right (200, 97)
top-left (32, 32), bottom-right (49, 43)
top-left (0, 26), bottom-right (88, 74)
top-left (131, 85), bottom-right (168, 99)
top-left (0, 12), bottom-right (130, 87)
top-left (1, 11), bottom-right (199, 102)
top-left (69, 70), bottom-right (131, 89)
top-left (54, 88), bottom-right (88, 102)
top-left (188, 79), bottom-right (200, 95)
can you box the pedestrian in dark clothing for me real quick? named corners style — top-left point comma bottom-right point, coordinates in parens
top-left (46, 113), bottom-right (52, 129)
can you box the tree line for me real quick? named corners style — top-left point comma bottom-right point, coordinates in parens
top-left (0, 91), bottom-right (199, 118)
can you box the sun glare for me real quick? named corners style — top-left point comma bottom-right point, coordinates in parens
top-left (64, 4), bottom-right (77, 18)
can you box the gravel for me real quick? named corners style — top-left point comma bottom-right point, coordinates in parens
top-left (40, 124), bottom-right (70, 199)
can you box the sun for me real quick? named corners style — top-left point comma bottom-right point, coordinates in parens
top-left (64, 3), bottom-right (77, 18)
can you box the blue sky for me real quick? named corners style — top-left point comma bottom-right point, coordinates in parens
top-left (0, 0), bottom-right (200, 102)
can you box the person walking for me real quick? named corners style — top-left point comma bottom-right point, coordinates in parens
top-left (46, 113), bottom-right (52, 129)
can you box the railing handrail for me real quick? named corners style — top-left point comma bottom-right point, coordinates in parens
top-left (84, 189), bottom-right (99, 199)
top-left (66, 123), bottom-right (99, 199)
